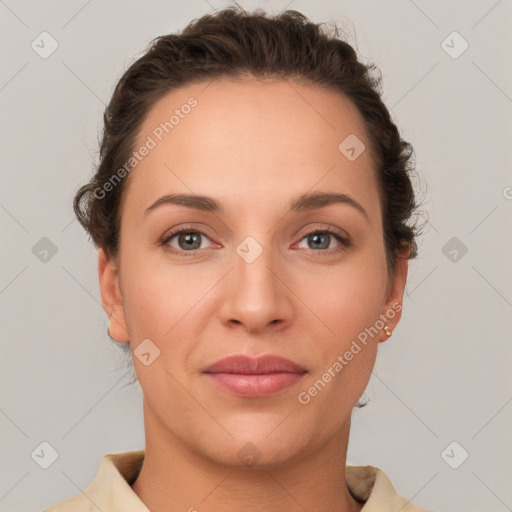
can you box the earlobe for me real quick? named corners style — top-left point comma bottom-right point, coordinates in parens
top-left (98, 248), bottom-right (130, 343)
top-left (379, 249), bottom-right (410, 342)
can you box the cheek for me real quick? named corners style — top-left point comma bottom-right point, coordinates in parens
top-left (296, 274), bottom-right (382, 423)
top-left (298, 251), bottom-right (388, 385)
top-left (122, 263), bottom-right (206, 340)
top-left (305, 283), bottom-right (381, 389)
top-left (302, 257), bottom-right (388, 339)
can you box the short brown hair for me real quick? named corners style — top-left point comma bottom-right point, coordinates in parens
top-left (74, 5), bottom-right (423, 278)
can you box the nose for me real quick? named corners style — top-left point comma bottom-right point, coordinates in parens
top-left (217, 243), bottom-right (293, 334)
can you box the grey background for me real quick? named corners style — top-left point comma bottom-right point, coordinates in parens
top-left (1, 1), bottom-right (511, 511)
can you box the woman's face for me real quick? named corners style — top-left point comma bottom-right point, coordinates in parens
top-left (99, 78), bottom-right (408, 467)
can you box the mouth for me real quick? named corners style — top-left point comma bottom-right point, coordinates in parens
top-left (202, 354), bottom-right (307, 397)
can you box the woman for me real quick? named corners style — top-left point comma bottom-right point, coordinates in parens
top-left (45, 6), bottom-right (430, 511)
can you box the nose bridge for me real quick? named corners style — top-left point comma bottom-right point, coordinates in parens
top-left (219, 234), bottom-right (291, 331)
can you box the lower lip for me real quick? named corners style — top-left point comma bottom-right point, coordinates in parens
top-left (205, 372), bottom-right (306, 397)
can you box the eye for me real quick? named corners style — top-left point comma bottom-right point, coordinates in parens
top-left (161, 228), bottom-right (213, 254)
top-left (159, 225), bottom-right (350, 256)
top-left (295, 228), bottom-right (350, 253)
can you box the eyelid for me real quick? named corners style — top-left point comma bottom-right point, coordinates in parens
top-left (295, 223), bottom-right (350, 241)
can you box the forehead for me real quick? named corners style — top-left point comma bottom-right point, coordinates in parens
top-left (121, 78), bottom-right (380, 222)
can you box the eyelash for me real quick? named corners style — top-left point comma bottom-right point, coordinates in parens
top-left (159, 225), bottom-right (351, 257)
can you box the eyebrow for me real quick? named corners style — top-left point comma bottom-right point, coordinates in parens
top-left (144, 191), bottom-right (369, 220)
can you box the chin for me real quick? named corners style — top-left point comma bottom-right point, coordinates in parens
top-left (192, 428), bottom-right (313, 471)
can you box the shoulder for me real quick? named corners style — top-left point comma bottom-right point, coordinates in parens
top-left (43, 451), bottom-right (147, 512)
top-left (346, 465), bottom-right (435, 511)
top-left (43, 494), bottom-right (94, 512)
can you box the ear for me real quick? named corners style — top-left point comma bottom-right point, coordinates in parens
top-left (379, 247), bottom-right (409, 343)
top-left (98, 248), bottom-right (129, 342)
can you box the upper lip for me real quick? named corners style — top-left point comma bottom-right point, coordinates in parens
top-left (203, 355), bottom-right (307, 375)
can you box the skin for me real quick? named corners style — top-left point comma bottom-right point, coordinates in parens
top-left (98, 77), bottom-right (409, 512)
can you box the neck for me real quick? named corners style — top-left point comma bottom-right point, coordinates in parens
top-left (131, 400), bottom-right (363, 512)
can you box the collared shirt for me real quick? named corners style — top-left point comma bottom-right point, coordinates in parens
top-left (43, 450), bottom-right (433, 512)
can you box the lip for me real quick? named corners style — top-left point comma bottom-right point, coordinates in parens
top-left (203, 354), bottom-right (307, 397)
